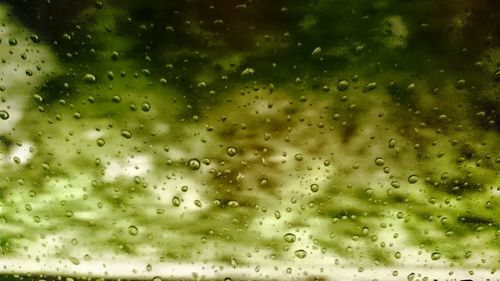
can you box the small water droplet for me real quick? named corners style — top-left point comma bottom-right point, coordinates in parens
top-left (391, 181), bottom-right (401, 188)
top-left (241, 68), bottom-right (254, 76)
top-left (294, 249), bottom-right (307, 258)
top-left (363, 82), bottom-right (377, 92)
top-left (275, 211), bottom-right (281, 219)
top-left (111, 51), bottom-right (119, 61)
top-left (83, 73), bottom-right (96, 83)
top-left (311, 46), bottom-right (322, 56)
top-left (374, 157), bottom-right (385, 166)
top-left (337, 79), bottom-right (349, 91)
top-left (96, 138), bottom-right (105, 147)
top-left (121, 130), bottom-right (132, 139)
top-left (284, 233), bottom-right (296, 243)
top-left (228, 200), bottom-right (240, 207)
top-left (142, 102), bottom-right (151, 112)
top-left (68, 256), bottom-right (80, 265)
top-left (394, 251), bottom-right (401, 259)
top-left (226, 146), bottom-right (237, 157)
top-left (431, 252), bottom-right (441, 260)
top-left (128, 225), bottom-right (139, 236)
top-left (362, 227), bottom-right (369, 235)
top-left (112, 95), bottom-right (121, 103)
top-left (0, 110), bottom-right (9, 120)
top-left (310, 184), bottom-right (319, 193)
top-left (172, 196), bottom-right (181, 207)
top-left (189, 159), bottom-right (200, 170)
top-left (388, 139), bottom-right (396, 148)
top-left (408, 175), bottom-right (418, 184)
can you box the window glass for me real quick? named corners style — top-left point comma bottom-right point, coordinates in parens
top-left (0, 1), bottom-right (498, 280)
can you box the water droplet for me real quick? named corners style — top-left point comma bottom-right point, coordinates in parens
top-left (128, 225), bottom-right (139, 236)
top-left (83, 73), bottom-right (96, 83)
top-left (228, 200), bottom-right (240, 207)
top-left (311, 46), bottom-right (322, 56)
top-left (172, 196), bottom-right (181, 207)
top-left (30, 34), bottom-right (40, 43)
top-left (407, 272), bottom-right (415, 281)
top-left (363, 82), bottom-right (377, 92)
top-left (294, 249), bottom-right (307, 258)
top-left (241, 68), bottom-right (254, 76)
top-left (189, 159), bottom-right (200, 170)
top-left (362, 227), bottom-right (369, 235)
top-left (68, 256), bottom-right (80, 265)
top-left (374, 157), bottom-right (385, 166)
top-left (284, 233), bottom-right (296, 243)
top-left (388, 139), bottom-right (396, 148)
top-left (111, 51), bottom-right (119, 61)
top-left (142, 102), bottom-right (151, 112)
top-left (0, 110), bottom-right (9, 120)
top-left (8, 38), bottom-right (17, 46)
top-left (408, 175), bottom-right (418, 184)
top-left (275, 211), bottom-right (281, 219)
top-left (310, 184), bottom-right (319, 193)
top-left (226, 147), bottom-right (237, 157)
top-left (337, 79), bottom-right (349, 91)
top-left (96, 138), bottom-right (105, 147)
top-left (294, 154), bottom-right (303, 161)
top-left (390, 181), bottom-right (401, 188)
top-left (13, 157), bottom-right (21, 164)
top-left (121, 130), bottom-right (132, 139)
top-left (465, 251), bottom-right (472, 258)
top-left (152, 277), bottom-right (163, 281)
top-left (112, 95), bottom-right (121, 103)
top-left (431, 252), bottom-right (441, 260)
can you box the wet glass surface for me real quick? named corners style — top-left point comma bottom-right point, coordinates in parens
top-left (0, 1), bottom-right (498, 280)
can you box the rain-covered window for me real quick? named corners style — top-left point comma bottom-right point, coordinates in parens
top-left (0, 1), bottom-right (498, 280)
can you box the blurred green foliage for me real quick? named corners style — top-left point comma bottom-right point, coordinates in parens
top-left (0, 0), bottom-right (498, 278)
